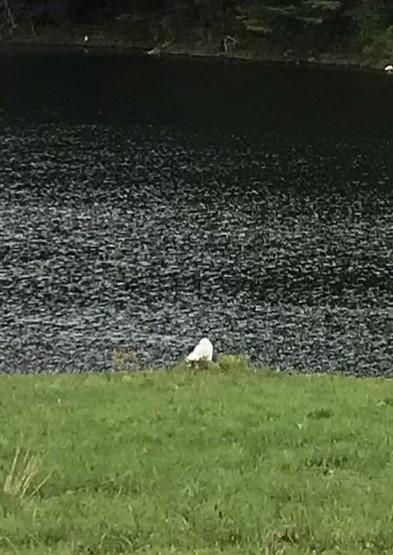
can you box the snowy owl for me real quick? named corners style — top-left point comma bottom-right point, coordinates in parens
top-left (185, 338), bottom-right (213, 367)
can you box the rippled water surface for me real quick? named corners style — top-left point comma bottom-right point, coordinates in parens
top-left (0, 46), bottom-right (392, 374)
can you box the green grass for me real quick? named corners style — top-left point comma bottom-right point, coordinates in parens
top-left (1, 359), bottom-right (393, 554)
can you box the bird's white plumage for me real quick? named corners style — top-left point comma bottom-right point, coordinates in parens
top-left (186, 338), bottom-right (213, 363)
top-left (384, 64), bottom-right (393, 73)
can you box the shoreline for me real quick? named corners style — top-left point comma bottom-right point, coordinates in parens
top-left (1, 34), bottom-right (391, 73)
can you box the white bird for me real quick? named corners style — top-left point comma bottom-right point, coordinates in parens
top-left (84, 35), bottom-right (89, 45)
top-left (185, 338), bottom-right (213, 366)
top-left (384, 64), bottom-right (393, 73)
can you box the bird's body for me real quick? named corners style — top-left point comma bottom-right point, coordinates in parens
top-left (186, 338), bottom-right (213, 365)
top-left (384, 64), bottom-right (393, 73)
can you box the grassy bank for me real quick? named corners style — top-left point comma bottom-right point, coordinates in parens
top-left (1, 360), bottom-right (393, 554)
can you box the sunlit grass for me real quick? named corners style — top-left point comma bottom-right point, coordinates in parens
top-left (1, 359), bottom-right (393, 554)
top-left (3, 447), bottom-right (51, 499)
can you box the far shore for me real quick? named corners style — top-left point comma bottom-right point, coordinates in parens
top-left (1, 31), bottom-right (392, 73)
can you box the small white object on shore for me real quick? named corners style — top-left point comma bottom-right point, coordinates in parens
top-left (384, 64), bottom-right (393, 73)
top-left (186, 338), bottom-right (213, 365)
top-left (84, 35), bottom-right (89, 44)
top-left (146, 46), bottom-right (161, 56)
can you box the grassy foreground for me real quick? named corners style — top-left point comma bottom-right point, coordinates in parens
top-left (1, 359), bottom-right (393, 555)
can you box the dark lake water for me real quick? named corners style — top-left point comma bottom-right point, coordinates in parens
top-left (0, 45), bottom-right (392, 375)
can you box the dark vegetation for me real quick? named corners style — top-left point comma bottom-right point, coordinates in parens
top-left (1, 1), bottom-right (393, 64)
